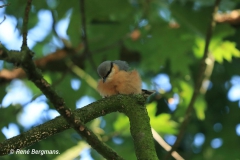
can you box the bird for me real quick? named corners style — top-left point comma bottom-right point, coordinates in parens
top-left (96, 60), bottom-right (184, 159)
top-left (97, 60), bottom-right (142, 97)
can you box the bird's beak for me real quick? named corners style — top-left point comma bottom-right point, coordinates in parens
top-left (102, 77), bottom-right (106, 83)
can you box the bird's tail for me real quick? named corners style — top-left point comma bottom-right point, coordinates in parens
top-left (141, 89), bottom-right (156, 97)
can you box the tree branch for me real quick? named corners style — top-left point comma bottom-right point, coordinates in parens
top-left (0, 94), bottom-right (120, 155)
top-left (215, 9), bottom-right (240, 25)
top-left (0, 48), bottom-right (76, 81)
top-left (121, 95), bottom-right (158, 160)
top-left (79, 0), bottom-right (88, 52)
top-left (21, 53), bottom-right (123, 159)
top-left (79, 0), bottom-right (96, 70)
top-left (0, 15), bottom-right (6, 25)
top-left (0, 51), bottom-right (123, 159)
top-left (0, 94), bottom-right (157, 159)
top-left (21, 0), bottom-right (32, 49)
top-left (0, 2), bottom-right (123, 157)
top-left (151, 128), bottom-right (184, 160)
top-left (164, 0), bottom-right (221, 159)
top-left (0, 3), bottom-right (10, 8)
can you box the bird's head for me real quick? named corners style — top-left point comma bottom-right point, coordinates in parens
top-left (97, 60), bottom-right (129, 83)
top-left (97, 61), bottom-right (113, 83)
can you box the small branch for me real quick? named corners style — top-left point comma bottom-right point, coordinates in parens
top-left (151, 128), bottom-right (184, 160)
top-left (0, 15), bottom-right (6, 25)
top-left (79, 0), bottom-right (88, 51)
top-left (21, 0), bottom-right (32, 49)
top-left (51, 10), bottom-right (60, 39)
top-left (91, 40), bottom-right (122, 54)
top-left (66, 60), bottom-right (97, 90)
top-left (0, 48), bottom-right (76, 81)
top-left (0, 3), bottom-right (10, 8)
top-left (215, 9), bottom-right (240, 25)
top-left (50, 10), bottom-right (72, 47)
top-left (164, 0), bottom-right (221, 159)
top-left (20, 72), bottom-right (67, 109)
top-left (0, 39), bottom-right (121, 82)
top-left (79, 0), bottom-right (96, 70)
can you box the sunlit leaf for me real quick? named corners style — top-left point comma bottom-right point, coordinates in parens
top-left (194, 95), bottom-right (207, 120)
top-left (113, 114), bottom-right (130, 136)
top-left (212, 41), bottom-right (240, 63)
top-left (147, 102), bottom-right (178, 134)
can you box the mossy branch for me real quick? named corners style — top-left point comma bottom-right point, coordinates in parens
top-left (1, 1), bottom-right (123, 159)
top-left (0, 94), bottom-right (158, 159)
top-left (0, 46), bottom-right (157, 159)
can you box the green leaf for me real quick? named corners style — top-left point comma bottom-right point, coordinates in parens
top-left (67, 8), bottom-right (81, 47)
top-left (179, 80), bottom-right (193, 107)
top-left (212, 41), bottom-right (240, 63)
top-left (147, 102), bottom-right (178, 134)
top-left (113, 114), bottom-right (130, 136)
top-left (193, 37), bottom-right (205, 58)
top-left (170, 2), bottom-right (212, 37)
top-left (194, 95), bottom-right (207, 120)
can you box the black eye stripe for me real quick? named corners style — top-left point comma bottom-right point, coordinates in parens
top-left (104, 62), bottom-right (113, 79)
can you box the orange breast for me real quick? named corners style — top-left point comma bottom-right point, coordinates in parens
top-left (97, 64), bottom-right (142, 97)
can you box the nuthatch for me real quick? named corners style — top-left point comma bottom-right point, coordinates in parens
top-left (97, 60), bottom-right (142, 97)
top-left (97, 61), bottom-right (183, 159)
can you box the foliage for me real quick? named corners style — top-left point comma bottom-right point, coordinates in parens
top-left (0, 0), bottom-right (240, 159)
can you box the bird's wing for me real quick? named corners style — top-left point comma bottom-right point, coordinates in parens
top-left (113, 60), bottom-right (129, 71)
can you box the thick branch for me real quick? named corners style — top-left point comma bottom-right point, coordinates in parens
top-left (0, 94), bottom-right (157, 159)
top-left (20, 53), bottom-right (122, 159)
top-left (120, 95), bottom-right (158, 160)
top-left (1, 4), bottom-right (123, 156)
top-left (165, 0), bottom-right (221, 159)
top-left (0, 48), bottom-right (123, 158)
top-left (0, 94), bottom-right (118, 155)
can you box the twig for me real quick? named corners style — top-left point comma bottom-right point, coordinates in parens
top-left (0, 15), bottom-right (6, 25)
top-left (0, 3), bottom-right (10, 8)
top-left (79, 0), bottom-right (88, 50)
top-left (66, 60), bottom-right (97, 90)
top-left (51, 10), bottom-right (60, 39)
top-left (151, 128), bottom-right (184, 160)
top-left (164, 0), bottom-right (221, 159)
top-left (21, 0), bottom-right (32, 49)
top-left (20, 71), bottom-right (67, 109)
top-left (79, 0), bottom-right (96, 70)
top-left (91, 40), bottom-right (122, 54)
top-left (0, 3), bottom-right (10, 25)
